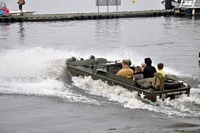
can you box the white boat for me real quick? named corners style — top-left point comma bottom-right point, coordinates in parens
top-left (1, 1), bottom-right (35, 16)
top-left (10, 10), bottom-right (35, 15)
top-left (174, 0), bottom-right (200, 15)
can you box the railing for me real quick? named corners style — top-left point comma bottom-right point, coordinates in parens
top-left (181, 0), bottom-right (200, 7)
top-left (182, 0), bottom-right (194, 7)
top-left (195, 1), bottom-right (200, 7)
top-left (96, 0), bottom-right (121, 13)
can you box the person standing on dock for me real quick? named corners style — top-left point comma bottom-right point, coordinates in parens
top-left (17, 0), bottom-right (25, 15)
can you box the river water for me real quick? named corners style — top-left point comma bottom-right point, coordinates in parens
top-left (0, 0), bottom-right (200, 133)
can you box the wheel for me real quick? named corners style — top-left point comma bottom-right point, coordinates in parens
top-left (151, 95), bottom-right (157, 102)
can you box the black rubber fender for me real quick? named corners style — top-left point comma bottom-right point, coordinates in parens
top-left (115, 15), bottom-right (119, 18)
top-left (87, 16), bottom-right (92, 19)
top-left (79, 15), bottom-right (84, 20)
top-left (98, 15), bottom-right (102, 19)
top-left (93, 15), bottom-right (97, 19)
top-left (17, 18), bottom-right (23, 22)
top-left (10, 17), bottom-right (16, 22)
top-left (105, 15), bottom-right (110, 19)
top-left (74, 16), bottom-right (79, 20)
top-left (2, 17), bottom-right (9, 23)
top-left (157, 12), bottom-right (161, 16)
top-left (152, 12), bottom-right (157, 17)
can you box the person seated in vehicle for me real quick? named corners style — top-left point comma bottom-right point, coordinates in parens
top-left (116, 59), bottom-right (134, 79)
top-left (2, 5), bottom-right (10, 16)
top-left (157, 63), bottom-right (165, 77)
top-left (143, 58), bottom-right (157, 78)
top-left (133, 66), bottom-right (144, 81)
top-left (141, 62), bottom-right (146, 71)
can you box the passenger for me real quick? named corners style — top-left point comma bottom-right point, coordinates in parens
top-left (143, 58), bottom-right (157, 78)
top-left (2, 5), bottom-right (10, 16)
top-left (157, 63), bottom-right (165, 77)
top-left (116, 59), bottom-right (134, 79)
top-left (141, 62), bottom-right (146, 71)
top-left (133, 66), bottom-right (144, 81)
top-left (0, 8), bottom-right (5, 15)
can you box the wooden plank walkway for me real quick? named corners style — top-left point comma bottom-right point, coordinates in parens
top-left (0, 10), bottom-right (174, 23)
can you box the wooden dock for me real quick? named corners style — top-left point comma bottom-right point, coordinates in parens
top-left (0, 10), bottom-right (174, 23)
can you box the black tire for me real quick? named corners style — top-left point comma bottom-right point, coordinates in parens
top-left (151, 95), bottom-right (157, 102)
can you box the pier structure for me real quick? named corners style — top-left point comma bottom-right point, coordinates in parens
top-left (0, 10), bottom-right (174, 23)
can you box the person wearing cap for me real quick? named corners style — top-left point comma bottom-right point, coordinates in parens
top-left (143, 58), bottom-right (157, 78)
top-left (116, 59), bottom-right (134, 79)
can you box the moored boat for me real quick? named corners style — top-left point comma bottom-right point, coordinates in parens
top-left (10, 10), bottom-right (35, 15)
top-left (0, 1), bottom-right (35, 16)
top-left (174, 0), bottom-right (200, 15)
top-left (65, 55), bottom-right (191, 102)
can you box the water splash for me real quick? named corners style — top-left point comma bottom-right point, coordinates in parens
top-left (72, 76), bottom-right (200, 117)
top-left (0, 47), bottom-right (199, 116)
top-left (0, 47), bottom-right (100, 104)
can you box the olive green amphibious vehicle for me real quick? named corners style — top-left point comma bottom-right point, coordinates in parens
top-left (65, 55), bottom-right (191, 102)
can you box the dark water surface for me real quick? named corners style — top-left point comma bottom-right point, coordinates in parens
top-left (0, 0), bottom-right (200, 132)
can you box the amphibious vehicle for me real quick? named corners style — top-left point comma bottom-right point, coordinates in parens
top-left (66, 56), bottom-right (191, 102)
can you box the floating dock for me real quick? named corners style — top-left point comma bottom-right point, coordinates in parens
top-left (0, 10), bottom-right (174, 23)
